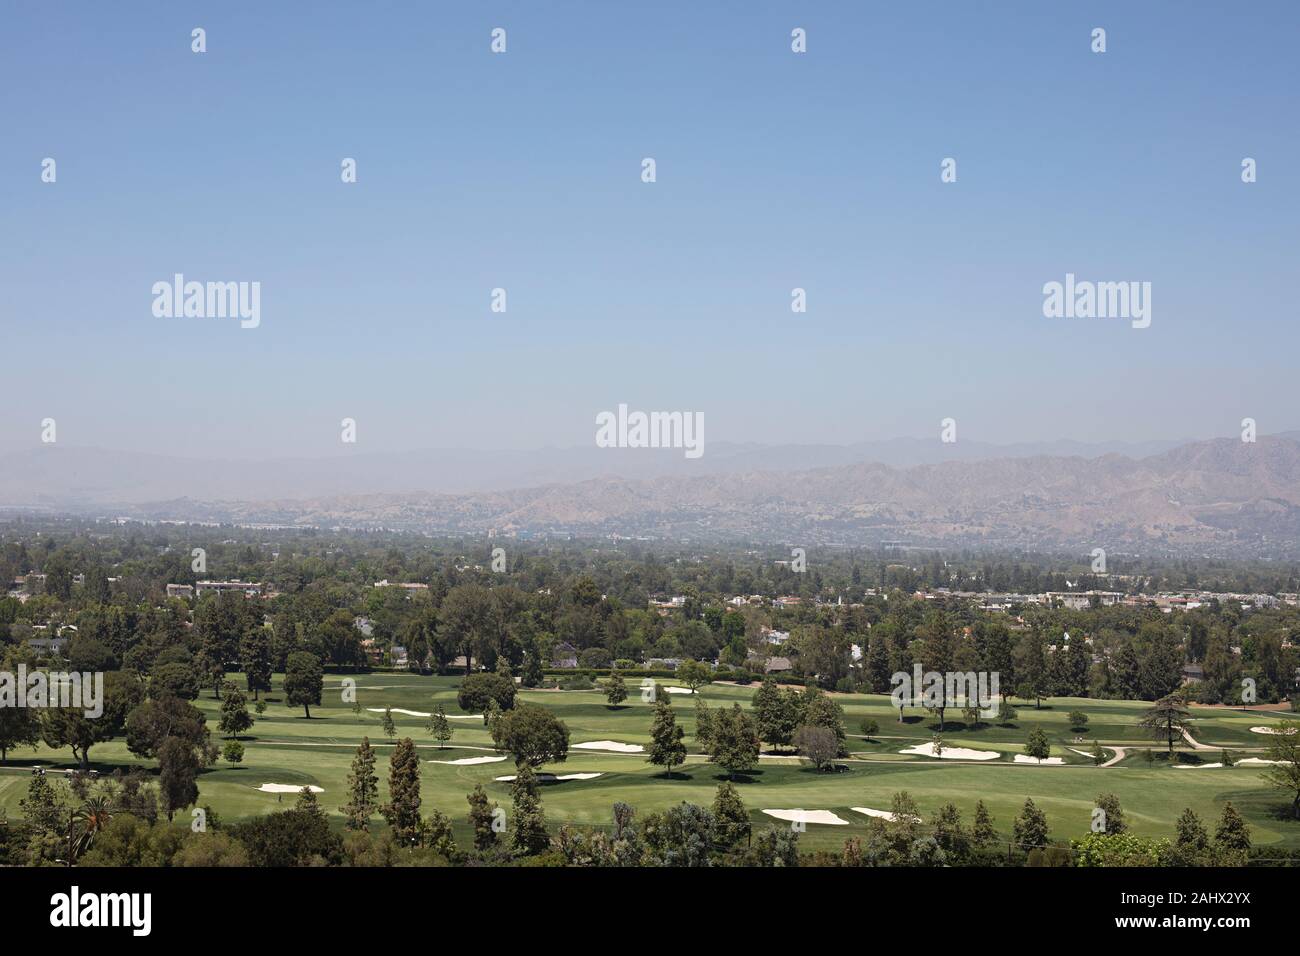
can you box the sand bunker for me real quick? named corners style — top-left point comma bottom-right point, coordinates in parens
top-left (665, 686), bottom-right (693, 694)
top-left (366, 707), bottom-right (431, 718)
top-left (1070, 748), bottom-right (1106, 759)
top-left (257, 784), bottom-right (324, 794)
top-left (447, 714), bottom-right (483, 720)
top-left (1013, 755), bottom-right (1065, 765)
top-left (900, 742), bottom-right (1000, 761)
top-left (429, 755), bottom-right (507, 766)
top-left (761, 809), bottom-right (850, 826)
top-left (493, 772), bottom-right (604, 782)
top-left (1237, 757), bottom-right (1286, 766)
top-left (1174, 763), bottom-right (1224, 769)
top-left (1251, 726), bottom-right (1297, 735)
top-left (571, 740), bottom-right (644, 753)
top-left (851, 807), bottom-right (922, 823)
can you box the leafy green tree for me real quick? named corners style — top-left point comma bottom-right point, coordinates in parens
top-left (150, 661), bottom-right (200, 700)
top-left (382, 738), bottom-right (423, 846)
top-left (457, 673), bottom-right (516, 713)
top-left (748, 825), bottom-right (800, 867)
top-left (676, 658), bottom-right (712, 694)
top-left (1023, 726), bottom-right (1051, 762)
top-left (1214, 801), bottom-right (1251, 852)
top-left (1091, 740), bottom-right (1106, 765)
top-left (232, 807), bottom-right (343, 867)
top-left (218, 683), bottom-right (254, 739)
top-left (491, 703), bottom-right (569, 768)
top-left (380, 706), bottom-right (397, 741)
top-left (711, 782), bottom-right (750, 847)
top-left (752, 678), bottom-right (799, 750)
top-left (996, 699), bottom-right (1018, 726)
top-left (284, 651), bottom-right (323, 718)
top-left (1174, 807), bottom-right (1209, 859)
top-left (424, 808), bottom-right (460, 861)
top-left (972, 800), bottom-right (997, 846)
top-left (342, 737), bottom-right (380, 831)
top-left (694, 698), bottom-right (715, 750)
top-left (467, 783), bottom-right (499, 851)
top-left (1012, 798), bottom-right (1049, 852)
top-left (427, 706), bottom-right (453, 749)
top-left (0, 688), bottom-right (41, 763)
top-left (222, 740), bottom-right (244, 764)
top-left (933, 803), bottom-right (971, 864)
top-left (859, 717), bottom-right (879, 740)
top-left (1139, 694), bottom-right (1192, 755)
top-left (1260, 720), bottom-right (1300, 818)
top-left (43, 670), bottom-right (144, 769)
top-left (158, 735), bottom-right (204, 821)
top-left (648, 698), bottom-right (686, 777)
top-left (640, 802), bottom-right (717, 867)
top-left (240, 627), bottom-right (273, 700)
top-left (1068, 710), bottom-right (1089, 731)
top-left (509, 765), bottom-right (550, 856)
top-left (19, 770), bottom-right (67, 841)
top-left (1095, 793), bottom-right (1128, 834)
top-left (605, 670), bottom-right (628, 708)
top-left (800, 687), bottom-right (846, 753)
top-left (709, 703), bottom-right (760, 779)
top-left (521, 647), bottom-right (545, 688)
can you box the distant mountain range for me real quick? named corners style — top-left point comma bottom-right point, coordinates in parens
top-left (6, 434), bottom-right (1299, 558)
top-left (0, 435), bottom-right (1199, 505)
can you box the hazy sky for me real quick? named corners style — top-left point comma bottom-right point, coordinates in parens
top-left (2, 1), bottom-right (1297, 459)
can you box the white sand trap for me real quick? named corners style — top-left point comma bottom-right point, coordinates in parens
top-left (900, 742), bottom-right (1000, 761)
top-left (447, 714), bottom-right (483, 720)
top-left (1251, 726), bottom-right (1297, 735)
top-left (762, 809), bottom-right (850, 826)
top-left (1013, 755), bottom-right (1065, 765)
top-left (1070, 748), bottom-right (1106, 759)
top-left (429, 755), bottom-right (507, 766)
top-left (257, 784), bottom-right (324, 794)
top-left (493, 772), bottom-right (604, 782)
top-left (665, 686), bottom-right (693, 694)
top-left (1174, 763), bottom-right (1223, 769)
top-left (1237, 757), bottom-right (1286, 766)
top-left (851, 807), bottom-right (922, 823)
top-left (366, 707), bottom-right (431, 718)
top-left (572, 740), bottom-right (644, 753)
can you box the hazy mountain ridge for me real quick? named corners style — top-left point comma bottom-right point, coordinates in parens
top-left (0, 435), bottom-right (1200, 506)
top-left (69, 435), bottom-right (1300, 558)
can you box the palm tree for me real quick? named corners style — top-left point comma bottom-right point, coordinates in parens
top-left (71, 795), bottom-right (114, 860)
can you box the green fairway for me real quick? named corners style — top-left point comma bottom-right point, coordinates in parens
top-left (3, 673), bottom-right (1298, 855)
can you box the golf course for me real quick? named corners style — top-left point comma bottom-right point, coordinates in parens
top-left (4, 672), bottom-right (1296, 854)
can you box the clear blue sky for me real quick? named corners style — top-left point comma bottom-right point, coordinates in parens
top-left (2, 1), bottom-right (1297, 459)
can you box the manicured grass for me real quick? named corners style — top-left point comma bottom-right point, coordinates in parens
top-left (2, 673), bottom-right (1297, 854)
